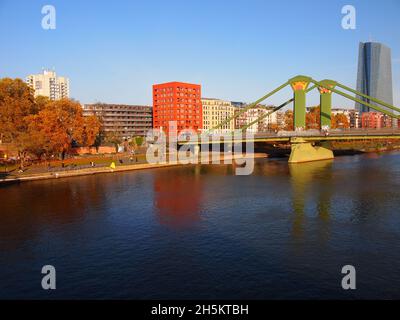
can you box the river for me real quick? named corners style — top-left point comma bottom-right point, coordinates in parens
top-left (1, 152), bottom-right (400, 299)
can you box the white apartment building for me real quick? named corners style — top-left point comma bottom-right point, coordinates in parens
top-left (26, 69), bottom-right (69, 100)
top-left (331, 108), bottom-right (360, 128)
top-left (258, 106), bottom-right (278, 131)
top-left (235, 105), bottom-right (278, 133)
top-left (202, 98), bottom-right (235, 133)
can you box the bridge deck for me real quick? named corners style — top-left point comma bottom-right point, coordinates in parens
top-left (177, 130), bottom-right (400, 145)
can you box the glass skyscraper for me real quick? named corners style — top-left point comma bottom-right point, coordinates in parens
top-left (355, 42), bottom-right (394, 117)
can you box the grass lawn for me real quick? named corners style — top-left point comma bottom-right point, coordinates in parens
top-left (0, 153), bottom-right (148, 176)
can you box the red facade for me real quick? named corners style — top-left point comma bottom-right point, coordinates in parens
top-left (361, 112), bottom-right (393, 128)
top-left (152, 82), bottom-right (202, 133)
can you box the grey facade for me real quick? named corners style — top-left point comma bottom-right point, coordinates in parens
top-left (355, 42), bottom-right (394, 118)
top-left (83, 103), bottom-right (153, 139)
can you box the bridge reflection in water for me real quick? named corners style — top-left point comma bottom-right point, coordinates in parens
top-left (289, 160), bottom-right (333, 240)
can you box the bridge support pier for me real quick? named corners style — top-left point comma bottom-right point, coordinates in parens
top-left (288, 138), bottom-right (334, 163)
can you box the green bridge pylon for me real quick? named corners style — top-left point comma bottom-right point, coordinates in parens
top-left (318, 80), bottom-right (337, 128)
top-left (209, 75), bottom-right (400, 134)
top-left (314, 79), bottom-right (400, 119)
top-left (289, 75), bottom-right (312, 129)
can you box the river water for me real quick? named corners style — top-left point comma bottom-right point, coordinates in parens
top-left (1, 152), bottom-right (400, 299)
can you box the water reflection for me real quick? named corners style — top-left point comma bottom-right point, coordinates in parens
top-left (0, 177), bottom-right (109, 252)
top-left (153, 166), bottom-right (203, 229)
top-left (289, 160), bottom-right (333, 239)
top-left (253, 159), bottom-right (290, 177)
top-left (1, 153), bottom-right (400, 299)
top-left (199, 164), bottom-right (235, 175)
top-left (350, 153), bottom-right (397, 222)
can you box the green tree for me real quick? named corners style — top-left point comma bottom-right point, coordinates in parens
top-left (105, 132), bottom-right (122, 153)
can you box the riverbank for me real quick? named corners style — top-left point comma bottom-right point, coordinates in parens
top-left (0, 153), bottom-right (267, 185)
top-left (329, 140), bottom-right (400, 152)
top-left (3, 144), bottom-right (399, 185)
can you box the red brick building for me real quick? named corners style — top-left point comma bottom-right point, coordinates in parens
top-left (361, 112), bottom-right (393, 128)
top-left (361, 112), bottom-right (383, 128)
top-left (152, 82), bottom-right (202, 133)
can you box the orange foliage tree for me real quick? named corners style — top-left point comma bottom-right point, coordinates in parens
top-left (83, 115), bottom-right (102, 147)
top-left (1, 78), bottom-right (102, 166)
top-left (331, 113), bottom-right (350, 129)
top-left (283, 110), bottom-right (294, 130)
top-left (306, 106), bottom-right (320, 129)
top-left (28, 99), bottom-right (101, 159)
top-left (0, 78), bottom-right (39, 167)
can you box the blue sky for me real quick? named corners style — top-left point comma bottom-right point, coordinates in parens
top-left (0, 0), bottom-right (399, 108)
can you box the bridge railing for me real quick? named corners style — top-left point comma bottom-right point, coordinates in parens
top-left (230, 127), bottom-right (400, 138)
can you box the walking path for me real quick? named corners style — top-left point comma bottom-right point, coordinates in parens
top-left (0, 153), bottom-right (267, 184)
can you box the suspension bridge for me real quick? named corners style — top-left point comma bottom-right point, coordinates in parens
top-left (181, 75), bottom-right (400, 163)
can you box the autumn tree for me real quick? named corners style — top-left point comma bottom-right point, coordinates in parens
top-left (35, 95), bottom-right (51, 111)
top-left (82, 115), bottom-right (102, 147)
top-left (0, 78), bottom-right (38, 167)
top-left (1, 78), bottom-right (102, 166)
top-left (269, 123), bottom-right (279, 132)
top-left (104, 120), bottom-right (123, 152)
top-left (283, 110), bottom-right (294, 130)
top-left (105, 132), bottom-right (122, 153)
top-left (28, 99), bottom-right (102, 160)
top-left (306, 106), bottom-right (320, 129)
top-left (331, 113), bottom-right (350, 129)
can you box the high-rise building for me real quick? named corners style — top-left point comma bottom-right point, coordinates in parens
top-left (152, 82), bottom-right (202, 133)
top-left (355, 42), bottom-right (394, 125)
top-left (82, 103), bottom-right (153, 139)
top-left (26, 69), bottom-right (69, 100)
top-left (202, 98), bottom-right (235, 133)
